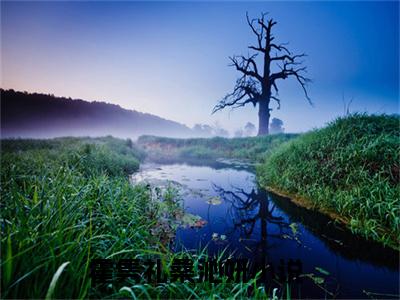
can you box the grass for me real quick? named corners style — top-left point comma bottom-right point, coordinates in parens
top-left (1, 136), bottom-right (282, 299)
top-left (3, 114), bottom-right (397, 298)
top-left (105, 250), bottom-right (277, 300)
top-left (257, 114), bottom-right (400, 249)
top-left (137, 134), bottom-right (298, 162)
top-left (0, 137), bottom-right (151, 298)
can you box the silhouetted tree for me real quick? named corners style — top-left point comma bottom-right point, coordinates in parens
top-left (244, 122), bottom-right (256, 136)
top-left (234, 129), bottom-right (244, 138)
top-left (213, 13), bottom-right (311, 135)
top-left (212, 122), bottom-right (229, 137)
top-left (269, 118), bottom-right (284, 134)
top-left (193, 123), bottom-right (213, 137)
top-left (126, 138), bottom-right (133, 148)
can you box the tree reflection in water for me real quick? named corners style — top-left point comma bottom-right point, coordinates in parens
top-left (211, 183), bottom-right (301, 290)
top-left (212, 183), bottom-right (293, 245)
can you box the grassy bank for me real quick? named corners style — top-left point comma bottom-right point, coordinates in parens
top-left (257, 114), bottom-right (400, 249)
top-left (3, 114), bottom-right (397, 298)
top-left (137, 134), bottom-right (298, 162)
top-left (1, 137), bottom-right (273, 299)
top-left (1, 137), bottom-right (150, 298)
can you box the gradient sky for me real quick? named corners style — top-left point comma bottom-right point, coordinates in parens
top-left (1, 1), bottom-right (399, 133)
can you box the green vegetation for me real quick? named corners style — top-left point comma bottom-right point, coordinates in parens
top-left (137, 134), bottom-right (298, 162)
top-left (1, 136), bottom-right (145, 176)
top-left (257, 114), bottom-right (400, 249)
top-left (1, 137), bottom-right (276, 299)
top-left (2, 114), bottom-right (398, 298)
top-left (1, 137), bottom-right (147, 298)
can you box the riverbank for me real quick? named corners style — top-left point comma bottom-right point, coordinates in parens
top-left (2, 114), bottom-right (398, 298)
top-left (0, 137), bottom-right (272, 299)
top-left (1, 137), bottom-right (155, 298)
top-left (266, 186), bottom-right (350, 225)
top-left (257, 114), bottom-right (400, 250)
top-left (137, 133), bottom-right (298, 162)
top-left (130, 160), bottom-right (399, 298)
top-left (137, 114), bottom-right (399, 250)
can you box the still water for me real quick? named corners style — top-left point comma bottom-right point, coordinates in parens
top-left (132, 160), bottom-right (399, 299)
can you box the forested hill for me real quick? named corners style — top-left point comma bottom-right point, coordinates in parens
top-left (1, 89), bottom-right (192, 138)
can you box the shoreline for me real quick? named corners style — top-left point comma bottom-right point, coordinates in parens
top-left (266, 186), bottom-right (349, 226)
top-left (266, 185), bottom-right (399, 251)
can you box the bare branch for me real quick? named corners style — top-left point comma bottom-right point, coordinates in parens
top-left (270, 70), bottom-right (311, 105)
top-left (270, 95), bottom-right (281, 110)
top-left (291, 71), bottom-right (312, 105)
top-left (246, 55), bottom-right (259, 76)
top-left (246, 12), bottom-right (263, 50)
top-left (270, 43), bottom-right (291, 54)
top-left (258, 18), bottom-right (277, 37)
top-left (248, 45), bottom-right (266, 53)
top-left (271, 53), bottom-right (306, 62)
top-left (272, 81), bottom-right (279, 93)
top-left (229, 55), bottom-right (263, 82)
top-left (268, 51), bottom-right (312, 105)
top-left (212, 76), bottom-right (261, 114)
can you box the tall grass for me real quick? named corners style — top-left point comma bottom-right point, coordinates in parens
top-left (106, 250), bottom-right (276, 300)
top-left (1, 137), bottom-right (280, 299)
top-left (0, 137), bottom-right (153, 298)
top-left (137, 134), bottom-right (298, 162)
top-left (257, 114), bottom-right (400, 249)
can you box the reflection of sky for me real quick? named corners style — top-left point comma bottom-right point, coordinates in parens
top-left (1, 1), bottom-right (399, 133)
top-left (134, 162), bottom-right (399, 298)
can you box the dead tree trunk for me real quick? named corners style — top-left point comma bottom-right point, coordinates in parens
top-left (258, 99), bottom-right (270, 135)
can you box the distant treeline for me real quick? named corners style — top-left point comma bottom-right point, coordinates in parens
top-left (0, 89), bottom-right (192, 138)
top-left (137, 134), bottom-right (298, 162)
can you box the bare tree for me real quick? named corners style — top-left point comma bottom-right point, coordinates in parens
top-left (244, 122), bottom-right (256, 136)
top-left (269, 117), bottom-right (284, 134)
top-left (213, 12), bottom-right (312, 135)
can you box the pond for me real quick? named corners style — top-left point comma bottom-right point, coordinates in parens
top-left (132, 160), bottom-right (399, 299)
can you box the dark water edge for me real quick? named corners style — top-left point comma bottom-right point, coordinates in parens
top-left (133, 159), bottom-right (399, 299)
top-left (269, 191), bottom-right (399, 270)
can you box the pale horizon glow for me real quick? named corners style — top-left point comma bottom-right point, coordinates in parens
top-left (1, 1), bottom-right (399, 134)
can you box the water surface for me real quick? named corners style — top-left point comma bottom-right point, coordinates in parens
top-left (132, 160), bottom-right (399, 299)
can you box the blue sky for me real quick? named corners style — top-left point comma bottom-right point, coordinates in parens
top-left (1, 1), bottom-right (399, 133)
